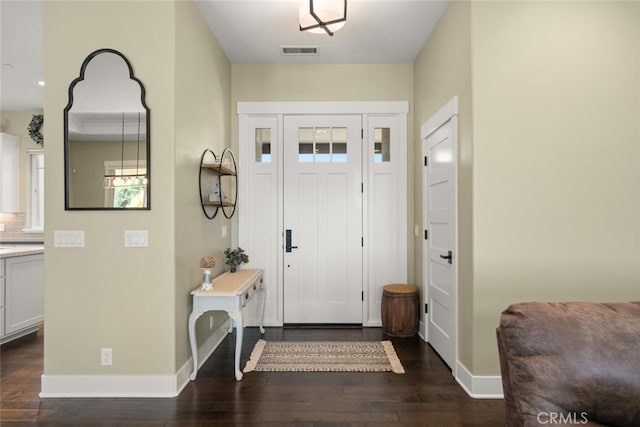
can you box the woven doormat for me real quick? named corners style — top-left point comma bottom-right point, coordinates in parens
top-left (243, 340), bottom-right (405, 374)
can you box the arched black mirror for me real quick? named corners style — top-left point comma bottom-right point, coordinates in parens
top-left (64, 48), bottom-right (150, 210)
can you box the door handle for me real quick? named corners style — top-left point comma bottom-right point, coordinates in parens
top-left (285, 229), bottom-right (298, 252)
top-left (440, 250), bottom-right (453, 264)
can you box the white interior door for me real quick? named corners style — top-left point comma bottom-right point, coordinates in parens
top-left (283, 115), bottom-right (362, 324)
top-left (423, 115), bottom-right (457, 369)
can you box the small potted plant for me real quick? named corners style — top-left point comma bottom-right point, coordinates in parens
top-left (224, 247), bottom-right (249, 273)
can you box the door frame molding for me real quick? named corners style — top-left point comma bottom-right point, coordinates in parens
top-left (421, 96), bottom-right (459, 374)
top-left (238, 101), bottom-right (408, 326)
top-left (238, 101), bottom-right (408, 116)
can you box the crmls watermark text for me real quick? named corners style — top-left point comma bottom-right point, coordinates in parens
top-left (537, 412), bottom-right (589, 424)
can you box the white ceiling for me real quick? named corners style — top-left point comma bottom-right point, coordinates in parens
top-left (195, 0), bottom-right (448, 64)
top-left (1, 0), bottom-right (44, 111)
top-left (0, 0), bottom-right (448, 111)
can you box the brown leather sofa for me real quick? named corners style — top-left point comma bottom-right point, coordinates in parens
top-left (496, 302), bottom-right (640, 426)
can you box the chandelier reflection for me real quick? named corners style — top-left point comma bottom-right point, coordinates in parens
top-left (103, 112), bottom-right (148, 189)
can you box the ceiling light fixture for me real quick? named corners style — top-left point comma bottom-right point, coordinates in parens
top-left (299, 0), bottom-right (347, 37)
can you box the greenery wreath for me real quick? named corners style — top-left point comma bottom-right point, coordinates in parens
top-left (28, 114), bottom-right (44, 145)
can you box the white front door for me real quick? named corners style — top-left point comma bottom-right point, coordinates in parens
top-left (423, 113), bottom-right (457, 369)
top-left (283, 115), bottom-right (363, 323)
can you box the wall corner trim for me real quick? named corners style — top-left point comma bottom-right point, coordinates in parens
top-left (455, 361), bottom-right (504, 399)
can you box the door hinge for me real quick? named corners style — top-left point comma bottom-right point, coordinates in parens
top-left (424, 156), bottom-right (428, 166)
top-left (361, 128), bottom-right (364, 139)
top-left (361, 183), bottom-right (364, 193)
top-left (424, 229), bottom-right (428, 240)
top-left (362, 291), bottom-right (364, 301)
top-left (425, 303), bottom-right (428, 314)
top-left (361, 237), bottom-right (364, 247)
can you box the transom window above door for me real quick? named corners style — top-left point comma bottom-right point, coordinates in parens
top-left (298, 127), bottom-right (347, 163)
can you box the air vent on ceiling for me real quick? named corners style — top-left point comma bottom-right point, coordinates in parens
top-left (281, 46), bottom-right (319, 56)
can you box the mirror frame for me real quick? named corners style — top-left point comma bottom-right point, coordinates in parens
top-left (64, 48), bottom-right (151, 210)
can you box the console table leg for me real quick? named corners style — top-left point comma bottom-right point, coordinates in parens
top-left (188, 311), bottom-right (202, 381)
top-left (229, 310), bottom-right (244, 381)
top-left (258, 283), bottom-right (266, 334)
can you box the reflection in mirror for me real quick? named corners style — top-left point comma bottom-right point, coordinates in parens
top-left (64, 49), bottom-right (150, 209)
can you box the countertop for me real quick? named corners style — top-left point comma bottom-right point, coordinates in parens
top-left (0, 244), bottom-right (44, 259)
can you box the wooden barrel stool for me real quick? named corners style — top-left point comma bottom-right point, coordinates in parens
top-left (381, 284), bottom-right (419, 337)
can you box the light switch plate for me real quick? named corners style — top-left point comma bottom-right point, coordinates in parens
top-left (54, 230), bottom-right (85, 247)
top-left (0, 224), bottom-right (4, 232)
top-left (124, 230), bottom-right (148, 247)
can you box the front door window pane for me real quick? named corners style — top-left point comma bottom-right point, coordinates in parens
top-left (333, 142), bottom-right (347, 162)
top-left (332, 127), bottom-right (347, 162)
top-left (316, 142), bottom-right (330, 162)
top-left (374, 127), bottom-right (391, 163)
top-left (298, 128), bottom-right (314, 162)
top-left (315, 127), bottom-right (330, 143)
top-left (298, 126), bottom-right (349, 163)
top-left (255, 128), bottom-right (271, 163)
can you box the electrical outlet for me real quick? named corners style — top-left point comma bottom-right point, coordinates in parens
top-left (0, 224), bottom-right (5, 232)
top-left (101, 348), bottom-right (112, 366)
top-left (221, 225), bottom-right (227, 238)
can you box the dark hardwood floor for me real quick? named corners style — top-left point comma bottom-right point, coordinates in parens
top-left (1, 325), bottom-right (505, 426)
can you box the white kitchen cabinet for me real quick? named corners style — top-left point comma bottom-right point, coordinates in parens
top-left (0, 133), bottom-right (19, 213)
top-left (0, 259), bottom-right (5, 336)
top-left (2, 253), bottom-right (44, 342)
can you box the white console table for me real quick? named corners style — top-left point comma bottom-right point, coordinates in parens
top-left (188, 269), bottom-right (265, 381)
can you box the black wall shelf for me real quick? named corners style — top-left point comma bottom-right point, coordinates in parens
top-left (199, 148), bottom-right (237, 219)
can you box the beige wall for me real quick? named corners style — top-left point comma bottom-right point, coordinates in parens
top-left (413, 0), bottom-right (474, 369)
top-left (173, 0), bottom-right (232, 372)
top-left (44, 0), bottom-right (232, 379)
top-left (414, 0), bottom-right (640, 377)
top-left (231, 63), bottom-right (416, 280)
top-left (232, 63), bottom-right (414, 103)
top-left (470, 0), bottom-right (640, 374)
top-left (44, 1), bottom-right (177, 375)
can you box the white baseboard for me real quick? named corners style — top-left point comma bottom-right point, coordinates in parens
top-left (455, 361), bottom-right (504, 399)
top-left (40, 320), bottom-right (231, 398)
top-left (418, 320), bottom-right (427, 341)
top-left (0, 325), bottom-right (39, 345)
top-left (362, 321), bottom-right (382, 327)
top-left (39, 374), bottom-right (182, 398)
top-left (418, 320), bottom-right (501, 399)
top-left (244, 320), bottom-right (283, 327)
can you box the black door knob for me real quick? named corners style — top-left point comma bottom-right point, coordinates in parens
top-left (440, 250), bottom-right (453, 264)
